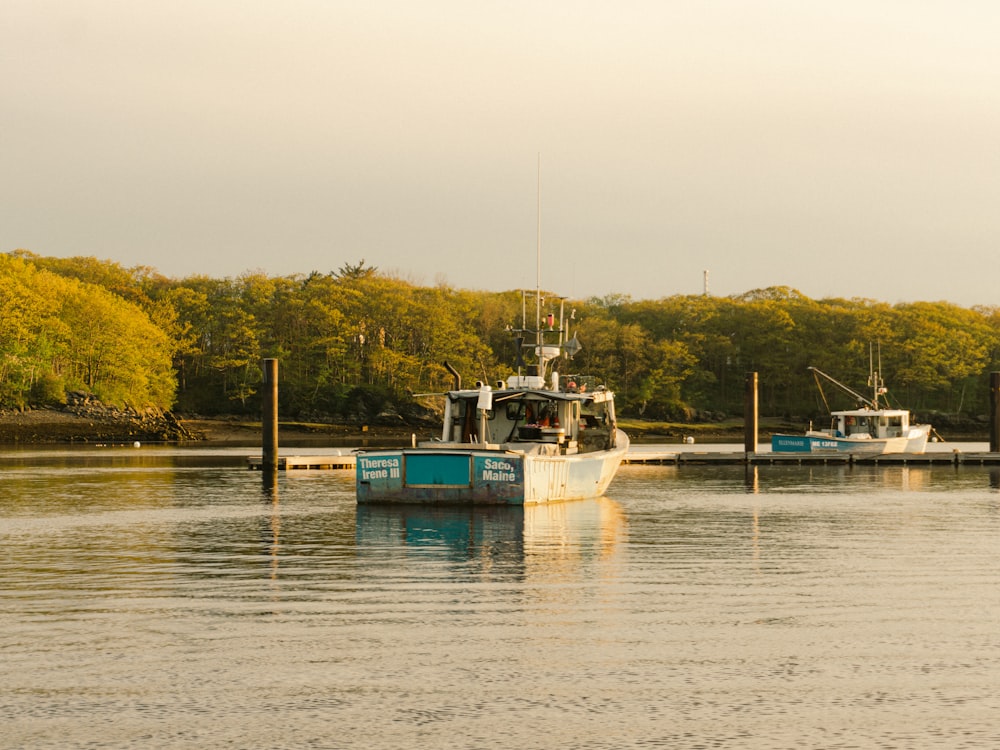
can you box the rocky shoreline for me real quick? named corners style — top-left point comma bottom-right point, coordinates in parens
top-left (0, 395), bottom-right (418, 445)
top-left (0, 398), bottom-right (197, 445)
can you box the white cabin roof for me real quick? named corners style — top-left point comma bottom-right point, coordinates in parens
top-left (831, 408), bottom-right (910, 418)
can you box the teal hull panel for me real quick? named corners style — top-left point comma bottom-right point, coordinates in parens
top-left (357, 450), bottom-right (526, 504)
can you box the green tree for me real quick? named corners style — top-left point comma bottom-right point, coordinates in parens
top-left (0, 253), bottom-right (174, 408)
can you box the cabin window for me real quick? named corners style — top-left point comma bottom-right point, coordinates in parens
top-left (537, 403), bottom-right (557, 427)
top-left (885, 415), bottom-right (903, 437)
top-left (580, 400), bottom-right (608, 429)
top-left (506, 401), bottom-right (526, 422)
top-left (844, 416), bottom-right (871, 437)
top-left (524, 401), bottom-right (538, 424)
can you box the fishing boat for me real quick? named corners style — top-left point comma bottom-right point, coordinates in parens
top-left (356, 295), bottom-right (629, 505)
top-left (771, 363), bottom-right (931, 455)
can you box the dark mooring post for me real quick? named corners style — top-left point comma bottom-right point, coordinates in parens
top-left (262, 358), bottom-right (279, 473)
top-left (990, 372), bottom-right (1000, 453)
top-left (744, 371), bottom-right (758, 454)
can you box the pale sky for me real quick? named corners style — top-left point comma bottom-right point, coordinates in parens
top-left (3, 1), bottom-right (1000, 306)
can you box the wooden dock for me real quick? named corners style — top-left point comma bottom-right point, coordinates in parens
top-left (247, 453), bottom-right (357, 471)
top-left (249, 449), bottom-right (1000, 471)
top-left (625, 450), bottom-right (1000, 466)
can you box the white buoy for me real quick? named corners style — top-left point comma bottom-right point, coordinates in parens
top-left (684, 436), bottom-right (695, 444)
top-left (133, 441), bottom-right (141, 448)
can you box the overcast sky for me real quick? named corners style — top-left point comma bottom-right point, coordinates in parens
top-left (3, 1), bottom-right (999, 306)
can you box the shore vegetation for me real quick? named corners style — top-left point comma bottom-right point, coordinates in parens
top-left (3, 250), bottom-right (998, 441)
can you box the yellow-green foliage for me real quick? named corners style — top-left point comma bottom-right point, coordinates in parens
top-left (8, 249), bottom-right (1000, 420)
top-left (0, 253), bottom-right (175, 408)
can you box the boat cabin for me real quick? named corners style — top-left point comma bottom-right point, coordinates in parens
top-left (819, 408), bottom-right (913, 440)
top-left (428, 374), bottom-right (619, 456)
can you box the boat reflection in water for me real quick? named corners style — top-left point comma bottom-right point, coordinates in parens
top-left (355, 496), bottom-right (627, 577)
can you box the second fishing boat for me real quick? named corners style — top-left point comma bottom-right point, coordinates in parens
top-left (771, 355), bottom-right (931, 455)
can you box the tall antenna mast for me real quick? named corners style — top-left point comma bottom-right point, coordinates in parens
top-left (536, 153), bottom-right (542, 341)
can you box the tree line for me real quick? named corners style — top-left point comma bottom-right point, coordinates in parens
top-left (3, 250), bottom-right (999, 428)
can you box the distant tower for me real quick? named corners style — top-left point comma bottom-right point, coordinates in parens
top-left (703, 270), bottom-right (709, 296)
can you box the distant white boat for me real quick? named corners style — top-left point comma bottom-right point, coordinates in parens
top-left (771, 357), bottom-right (931, 455)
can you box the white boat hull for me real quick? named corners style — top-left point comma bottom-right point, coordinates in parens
top-left (771, 424), bottom-right (931, 455)
top-left (357, 430), bottom-right (629, 505)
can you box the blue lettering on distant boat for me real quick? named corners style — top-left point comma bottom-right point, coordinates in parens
top-left (774, 438), bottom-right (801, 447)
top-left (772, 435), bottom-right (844, 453)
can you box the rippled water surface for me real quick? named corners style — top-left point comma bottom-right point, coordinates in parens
top-left (3, 446), bottom-right (1000, 749)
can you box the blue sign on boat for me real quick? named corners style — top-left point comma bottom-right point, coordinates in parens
top-left (406, 453), bottom-right (471, 486)
top-left (771, 435), bottom-right (813, 452)
top-left (474, 455), bottom-right (521, 485)
top-left (771, 435), bottom-right (846, 453)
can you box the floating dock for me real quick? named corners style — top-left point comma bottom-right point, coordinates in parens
top-left (626, 450), bottom-right (1000, 466)
top-left (247, 453), bottom-right (357, 470)
top-left (248, 449), bottom-right (1000, 470)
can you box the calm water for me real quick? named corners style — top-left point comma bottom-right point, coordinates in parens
top-left (3, 445), bottom-right (1000, 749)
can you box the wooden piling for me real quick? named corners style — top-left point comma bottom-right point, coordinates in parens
top-left (990, 372), bottom-right (1000, 453)
top-left (744, 371), bottom-right (758, 454)
top-left (262, 358), bottom-right (279, 473)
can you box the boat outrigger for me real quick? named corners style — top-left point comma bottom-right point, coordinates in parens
top-left (356, 295), bottom-right (629, 505)
top-left (771, 362), bottom-right (931, 455)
